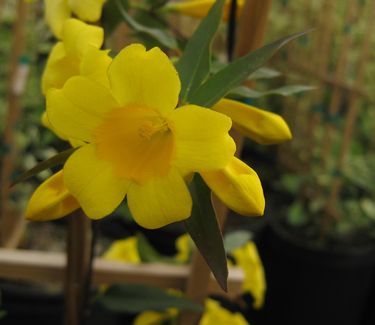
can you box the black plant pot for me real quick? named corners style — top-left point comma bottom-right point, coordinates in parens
top-left (251, 222), bottom-right (375, 325)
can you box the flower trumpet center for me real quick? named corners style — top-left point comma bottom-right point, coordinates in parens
top-left (94, 105), bottom-right (174, 184)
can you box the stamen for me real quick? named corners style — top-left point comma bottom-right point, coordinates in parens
top-left (139, 120), bottom-right (169, 140)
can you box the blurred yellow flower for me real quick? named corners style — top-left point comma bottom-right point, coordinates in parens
top-left (46, 43), bottom-right (236, 229)
top-left (103, 237), bottom-right (141, 264)
top-left (174, 233), bottom-right (192, 263)
top-left (213, 98), bottom-right (292, 145)
top-left (25, 170), bottom-right (79, 221)
top-left (200, 299), bottom-right (249, 325)
top-left (133, 299), bottom-right (248, 325)
top-left (232, 242), bottom-right (266, 309)
top-left (167, 0), bottom-right (245, 21)
top-left (133, 309), bottom-right (178, 325)
top-left (44, 0), bottom-right (106, 38)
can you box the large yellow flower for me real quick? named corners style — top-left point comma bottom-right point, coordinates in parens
top-left (166, 0), bottom-right (245, 21)
top-left (44, 0), bottom-right (106, 38)
top-left (46, 43), bottom-right (236, 229)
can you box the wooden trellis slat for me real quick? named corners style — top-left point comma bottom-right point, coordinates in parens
top-left (0, 248), bottom-right (244, 297)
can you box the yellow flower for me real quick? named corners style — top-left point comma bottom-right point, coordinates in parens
top-left (200, 299), bottom-right (249, 325)
top-left (201, 157), bottom-right (265, 216)
top-left (103, 237), bottom-right (141, 264)
top-left (213, 99), bottom-right (292, 145)
top-left (25, 170), bottom-right (80, 221)
top-left (232, 242), bottom-right (266, 309)
top-left (46, 43), bottom-right (236, 229)
top-left (166, 0), bottom-right (245, 21)
top-left (41, 18), bottom-right (111, 139)
top-left (42, 18), bottom-right (110, 95)
top-left (174, 233), bottom-right (192, 263)
top-left (44, 0), bottom-right (106, 38)
top-left (133, 309), bottom-right (178, 325)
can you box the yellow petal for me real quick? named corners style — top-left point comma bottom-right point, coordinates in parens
top-left (169, 105), bottom-right (235, 173)
top-left (47, 76), bottom-right (119, 142)
top-left (127, 168), bottom-right (192, 229)
top-left (44, 0), bottom-right (71, 38)
top-left (80, 46), bottom-right (112, 88)
top-left (133, 311), bottom-right (166, 325)
top-left (213, 99), bottom-right (292, 145)
top-left (201, 157), bottom-right (265, 216)
top-left (41, 42), bottom-right (80, 94)
top-left (64, 144), bottom-right (129, 219)
top-left (201, 299), bottom-right (249, 325)
top-left (174, 234), bottom-right (192, 263)
top-left (108, 44), bottom-right (180, 116)
top-left (232, 242), bottom-right (266, 309)
top-left (167, 0), bottom-right (244, 21)
top-left (25, 170), bottom-right (79, 221)
top-left (68, 0), bottom-right (106, 22)
top-left (103, 237), bottom-right (141, 264)
top-left (62, 18), bottom-right (104, 58)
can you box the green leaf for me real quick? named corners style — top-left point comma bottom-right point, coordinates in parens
top-left (176, 0), bottom-right (225, 103)
top-left (98, 284), bottom-right (203, 313)
top-left (115, 0), bottom-right (177, 49)
top-left (102, 0), bottom-right (129, 37)
top-left (11, 147), bottom-right (77, 186)
top-left (185, 174), bottom-right (228, 291)
top-left (248, 67), bottom-right (282, 80)
top-left (224, 230), bottom-right (252, 253)
top-left (136, 232), bottom-right (175, 264)
top-left (189, 30), bottom-right (312, 107)
top-left (229, 84), bottom-right (316, 99)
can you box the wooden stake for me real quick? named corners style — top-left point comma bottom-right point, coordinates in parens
top-left (65, 211), bottom-right (92, 325)
top-left (180, 1), bottom-right (272, 324)
top-left (0, 0), bottom-right (28, 247)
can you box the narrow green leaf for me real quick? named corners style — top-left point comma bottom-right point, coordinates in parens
top-left (102, 0), bottom-right (129, 37)
top-left (115, 0), bottom-right (177, 49)
top-left (224, 230), bottom-right (252, 253)
top-left (11, 147), bottom-right (77, 186)
top-left (98, 284), bottom-right (203, 313)
top-left (176, 0), bottom-right (225, 103)
top-left (229, 84), bottom-right (316, 99)
top-left (189, 30), bottom-right (312, 107)
top-left (185, 174), bottom-right (228, 291)
top-left (136, 232), bottom-right (175, 263)
top-left (248, 67), bottom-right (282, 80)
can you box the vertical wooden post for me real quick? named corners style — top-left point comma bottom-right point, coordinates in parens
top-left (180, 1), bottom-right (272, 324)
top-left (65, 211), bottom-right (92, 325)
top-left (0, 0), bottom-right (28, 247)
